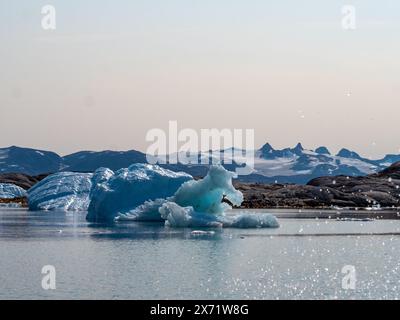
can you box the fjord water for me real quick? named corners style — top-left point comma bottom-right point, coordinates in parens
top-left (0, 208), bottom-right (400, 299)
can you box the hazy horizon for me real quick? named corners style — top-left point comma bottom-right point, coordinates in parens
top-left (1, 0), bottom-right (399, 158)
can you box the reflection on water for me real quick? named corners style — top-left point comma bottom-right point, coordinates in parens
top-left (0, 208), bottom-right (400, 299)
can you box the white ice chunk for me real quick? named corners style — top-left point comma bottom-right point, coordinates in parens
top-left (222, 212), bottom-right (279, 228)
top-left (190, 230), bottom-right (216, 236)
top-left (159, 165), bottom-right (279, 228)
top-left (172, 165), bottom-right (244, 214)
top-left (0, 183), bottom-right (27, 199)
top-left (160, 202), bottom-right (223, 228)
top-left (28, 172), bottom-right (93, 211)
top-left (160, 202), bottom-right (279, 229)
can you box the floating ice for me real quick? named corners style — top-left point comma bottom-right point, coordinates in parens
top-left (160, 202), bottom-right (224, 228)
top-left (117, 199), bottom-right (168, 222)
top-left (91, 163), bottom-right (279, 228)
top-left (86, 164), bottom-right (193, 222)
top-left (116, 164), bottom-right (243, 225)
top-left (172, 165), bottom-right (243, 214)
top-left (190, 230), bottom-right (216, 236)
top-left (0, 183), bottom-right (27, 199)
top-left (160, 202), bottom-right (279, 228)
top-left (28, 172), bottom-right (93, 211)
top-left (160, 165), bottom-right (279, 228)
top-left (0, 202), bottom-right (23, 208)
top-left (221, 212), bottom-right (280, 228)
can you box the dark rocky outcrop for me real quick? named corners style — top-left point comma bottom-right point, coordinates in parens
top-left (0, 173), bottom-right (49, 190)
top-left (0, 197), bottom-right (28, 207)
top-left (236, 161), bottom-right (400, 208)
top-left (374, 161), bottom-right (400, 180)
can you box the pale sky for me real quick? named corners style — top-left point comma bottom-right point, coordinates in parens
top-left (1, 0), bottom-right (399, 158)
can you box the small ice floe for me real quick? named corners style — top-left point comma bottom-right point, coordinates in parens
top-left (221, 212), bottom-right (279, 229)
top-left (0, 202), bottom-right (22, 208)
top-left (190, 230), bottom-right (216, 237)
top-left (336, 217), bottom-right (375, 222)
top-left (365, 204), bottom-right (382, 211)
top-left (331, 205), bottom-right (344, 211)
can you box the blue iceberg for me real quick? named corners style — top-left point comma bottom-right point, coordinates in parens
top-left (113, 164), bottom-right (279, 229)
top-left (28, 172), bottom-right (93, 211)
top-left (113, 164), bottom-right (242, 224)
top-left (86, 164), bottom-right (193, 222)
top-left (159, 165), bottom-right (279, 228)
top-left (26, 162), bottom-right (279, 229)
top-left (0, 183), bottom-right (27, 199)
top-left (172, 165), bottom-right (243, 214)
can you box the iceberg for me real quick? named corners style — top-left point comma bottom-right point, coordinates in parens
top-left (160, 202), bottom-right (279, 228)
top-left (0, 183), bottom-right (27, 199)
top-left (114, 164), bottom-right (242, 224)
top-left (86, 164), bottom-right (193, 222)
top-left (28, 172), bottom-right (93, 211)
top-left (158, 165), bottom-right (279, 228)
top-left (24, 162), bottom-right (279, 229)
top-left (172, 165), bottom-right (243, 214)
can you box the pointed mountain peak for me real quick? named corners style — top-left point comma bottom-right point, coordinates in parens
top-left (315, 146), bottom-right (330, 155)
top-left (291, 143), bottom-right (304, 155)
top-left (260, 143), bottom-right (274, 153)
top-left (293, 143), bottom-right (304, 151)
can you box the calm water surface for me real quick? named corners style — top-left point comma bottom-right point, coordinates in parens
top-left (0, 208), bottom-right (399, 299)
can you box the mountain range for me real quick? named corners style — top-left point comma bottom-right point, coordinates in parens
top-left (1, 144), bottom-right (400, 184)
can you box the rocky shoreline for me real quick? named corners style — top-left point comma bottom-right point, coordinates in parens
top-left (0, 197), bottom-right (28, 207)
top-left (235, 162), bottom-right (400, 209)
top-left (0, 173), bottom-right (48, 190)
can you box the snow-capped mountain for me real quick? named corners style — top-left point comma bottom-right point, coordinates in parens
top-left (247, 143), bottom-right (392, 184)
top-left (163, 143), bottom-right (400, 183)
top-left (1, 144), bottom-right (400, 184)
